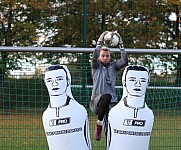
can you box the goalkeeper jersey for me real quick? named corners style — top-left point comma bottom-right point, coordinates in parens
top-left (91, 60), bottom-right (118, 103)
top-left (91, 46), bottom-right (127, 103)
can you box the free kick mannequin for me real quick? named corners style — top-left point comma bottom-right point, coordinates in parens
top-left (106, 65), bottom-right (154, 150)
top-left (42, 65), bottom-right (92, 150)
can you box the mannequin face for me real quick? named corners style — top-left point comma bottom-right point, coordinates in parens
top-left (125, 70), bottom-right (148, 97)
top-left (45, 69), bottom-right (68, 96)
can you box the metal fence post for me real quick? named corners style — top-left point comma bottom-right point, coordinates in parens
top-left (81, 0), bottom-right (88, 105)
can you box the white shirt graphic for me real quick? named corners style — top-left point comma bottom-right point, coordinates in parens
top-left (107, 66), bottom-right (154, 150)
top-left (42, 65), bottom-right (92, 150)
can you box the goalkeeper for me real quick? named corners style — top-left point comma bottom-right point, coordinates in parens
top-left (89, 31), bottom-right (128, 141)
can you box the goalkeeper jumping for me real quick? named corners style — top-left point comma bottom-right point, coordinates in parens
top-left (89, 31), bottom-right (128, 141)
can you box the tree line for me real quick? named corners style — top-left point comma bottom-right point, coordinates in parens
top-left (0, 0), bottom-right (180, 84)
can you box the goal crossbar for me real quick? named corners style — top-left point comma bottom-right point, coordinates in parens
top-left (0, 46), bottom-right (181, 54)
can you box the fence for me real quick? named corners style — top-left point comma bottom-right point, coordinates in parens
top-left (0, 47), bottom-right (181, 150)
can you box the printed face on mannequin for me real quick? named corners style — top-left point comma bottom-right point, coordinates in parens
top-left (125, 70), bottom-right (149, 97)
top-left (45, 69), bottom-right (68, 96)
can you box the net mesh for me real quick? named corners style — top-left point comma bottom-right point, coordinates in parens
top-left (0, 0), bottom-right (181, 149)
top-left (0, 51), bottom-right (181, 149)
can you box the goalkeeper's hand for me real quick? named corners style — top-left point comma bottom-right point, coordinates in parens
top-left (96, 31), bottom-right (109, 47)
top-left (114, 31), bottom-right (124, 49)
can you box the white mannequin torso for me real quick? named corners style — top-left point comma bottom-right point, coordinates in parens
top-left (107, 97), bottom-right (154, 150)
top-left (42, 96), bottom-right (92, 150)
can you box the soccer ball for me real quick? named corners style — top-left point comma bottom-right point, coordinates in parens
top-left (103, 32), bottom-right (119, 47)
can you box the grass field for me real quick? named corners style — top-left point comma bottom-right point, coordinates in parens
top-left (0, 109), bottom-right (181, 150)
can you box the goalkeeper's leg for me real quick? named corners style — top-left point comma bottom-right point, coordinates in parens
top-left (94, 94), bottom-right (111, 141)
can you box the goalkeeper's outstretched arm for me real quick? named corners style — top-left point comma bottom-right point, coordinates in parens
top-left (114, 32), bottom-right (128, 70)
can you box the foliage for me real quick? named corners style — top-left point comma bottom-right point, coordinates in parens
top-left (0, 0), bottom-right (180, 80)
top-left (0, 0), bottom-right (52, 78)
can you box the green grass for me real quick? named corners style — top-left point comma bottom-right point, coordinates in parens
top-left (0, 109), bottom-right (181, 150)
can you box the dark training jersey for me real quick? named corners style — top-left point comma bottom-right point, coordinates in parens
top-left (91, 46), bottom-right (128, 103)
top-left (91, 60), bottom-right (118, 102)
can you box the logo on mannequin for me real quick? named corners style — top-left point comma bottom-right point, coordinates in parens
top-left (123, 119), bottom-right (146, 127)
top-left (49, 117), bottom-right (70, 126)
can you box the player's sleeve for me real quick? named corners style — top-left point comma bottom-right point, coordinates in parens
top-left (91, 46), bottom-right (100, 69)
top-left (115, 48), bottom-right (128, 70)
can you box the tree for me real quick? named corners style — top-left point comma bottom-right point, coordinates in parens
top-left (0, 0), bottom-right (53, 76)
top-left (0, 0), bottom-right (53, 107)
top-left (0, 0), bottom-right (180, 81)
